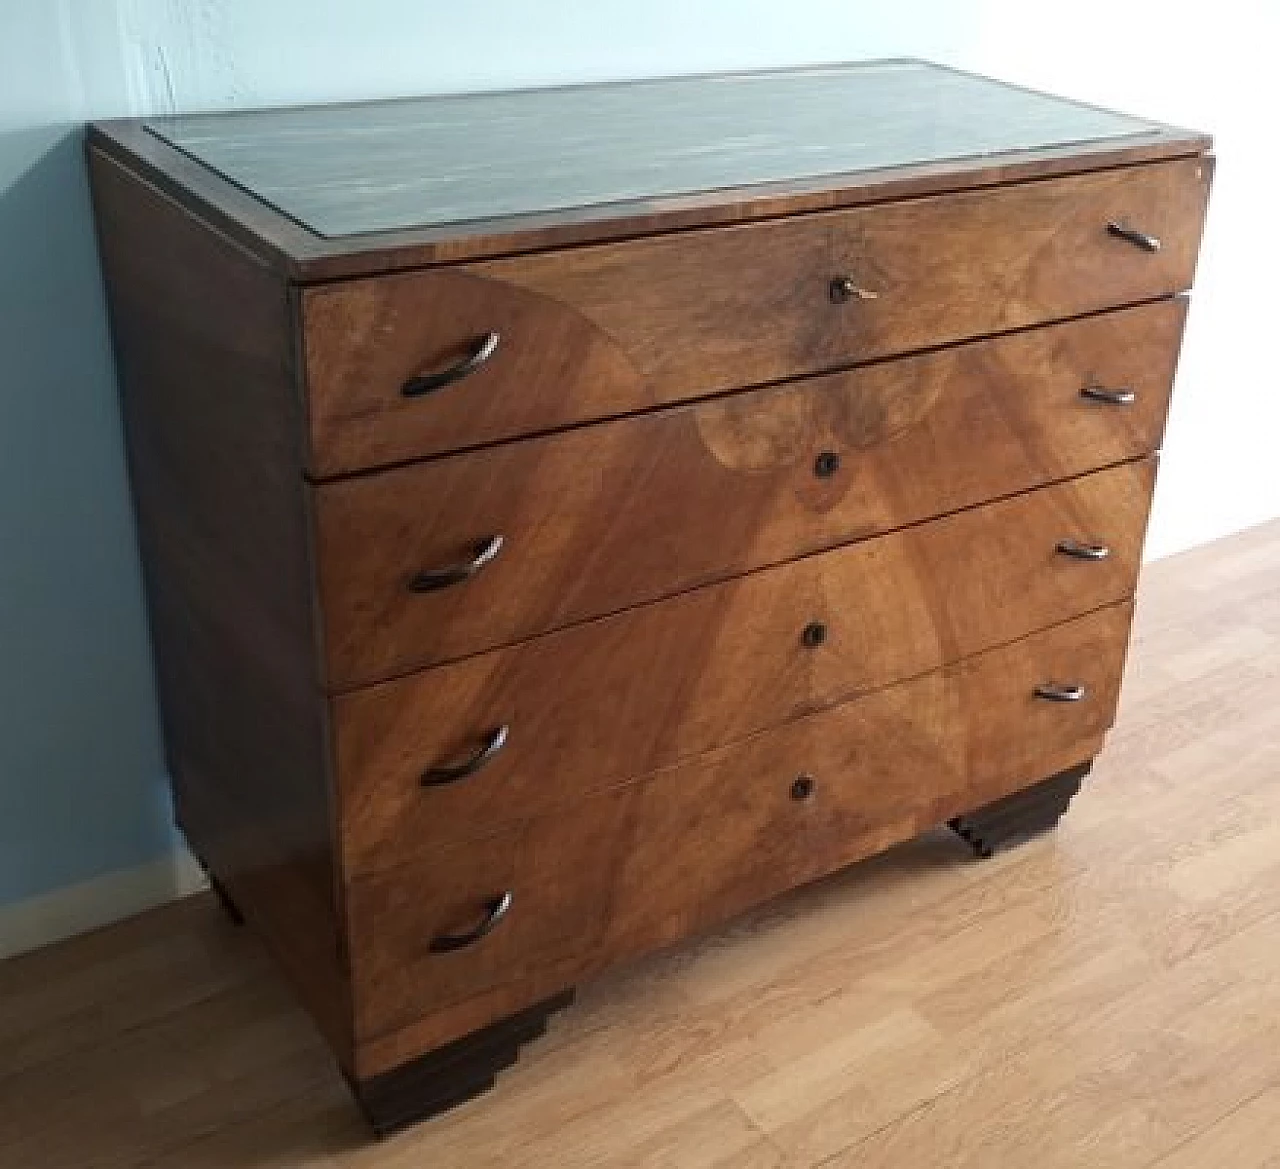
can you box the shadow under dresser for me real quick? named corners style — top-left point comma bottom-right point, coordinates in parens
top-left (86, 59), bottom-right (1212, 1134)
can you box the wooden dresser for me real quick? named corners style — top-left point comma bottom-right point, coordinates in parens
top-left (87, 61), bottom-right (1212, 1134)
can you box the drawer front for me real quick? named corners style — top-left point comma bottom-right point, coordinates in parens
top-left (336, 459), bottom-right (1154, 869)
top-left (317, 302), bottom-right (1181, 685)
top-left (347, 603), bottom-right (1132, 1041)
top-left (346, 780), bottom-right (632, 1043)
top-left (603, 600), bottom-right (1133, 954)
top-left (303, 157), bottom-right (1210, 474)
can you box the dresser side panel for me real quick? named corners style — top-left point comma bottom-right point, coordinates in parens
top-left (87, 146), bottom-right (351, 1061)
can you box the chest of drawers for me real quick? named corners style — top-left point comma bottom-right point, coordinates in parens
top-left (87, 60), bottom-right (1211, 1135)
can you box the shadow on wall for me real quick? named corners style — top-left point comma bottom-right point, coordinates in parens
top-left (0, 125), bottom-right (174, 905)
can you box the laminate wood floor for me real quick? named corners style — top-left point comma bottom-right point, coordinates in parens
top-left (3, 517), bottom-right (1279, 1169)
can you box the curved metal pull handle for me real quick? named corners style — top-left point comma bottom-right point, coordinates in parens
top-left (401, 331), bottom-right (501, 397)
top-left (420, 725), bottom-right (509, 786)
top-left (1080, 385), bottom-right (1137, 406)
top-left (429, 891), bottom-right (513, 953)
top-left (408, 535), bottom-right (504, 593)
top-left (1035, 682), bottom-right (1088, 703)
top-left (1056, 539), bottom-right (1111, 561)
top-left (1106, 221), bottom-right (1161, 253)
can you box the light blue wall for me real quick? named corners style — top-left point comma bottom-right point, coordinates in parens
top-left (0, 2), bottom-right (975, 906)
top-left (0, 4), bottom-right (167, 905)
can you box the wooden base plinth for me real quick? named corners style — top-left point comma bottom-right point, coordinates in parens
top-left (348, 990), bottom-right (576, 1137)
top-left (948, 761), bottom-right (1091, 858)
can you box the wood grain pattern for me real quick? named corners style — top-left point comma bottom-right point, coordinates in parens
top-left (601, 602), bottom-right (1133, 957)
top-left (85, 147), bottom-right (352, 1061)
top-left (347, 602), bottom-right (1132, 1061)
top-left (85, 70), bottom-right (1212, 1133)
top-left (316, 303), bottom-right (1180, 686)
top-left (303, 159), bottom-right (1208, 473)
top-left (2, 519), bottom-right (1276, 1168)
top-left (335, 460), bottom-right (1156, 868)
top-left (346, 793), bottom-right (630, 1045)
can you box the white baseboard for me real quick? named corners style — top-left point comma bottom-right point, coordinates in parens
top-left (0, 850), bottom-right (208, 960)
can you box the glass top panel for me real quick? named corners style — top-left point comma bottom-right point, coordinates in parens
top-left (147, 60), bottom-right (1165, 239)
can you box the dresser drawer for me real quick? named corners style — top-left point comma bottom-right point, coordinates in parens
top-left (303, 158), bottom-right (1209, 474)
top-left (346, 781), bottom-right (632, 1043)
top-left (347, 602), bottom-right (1131, 1041)
top-left (316, 302), bottom-right (1178, 685)
top-left (335, 459), bottom-right (1154, 869)
top-left (603, 601), bottom-right (1133, 953)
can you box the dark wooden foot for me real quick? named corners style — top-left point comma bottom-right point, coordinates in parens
top-left (347, 989), bottom-right (575, 1136)
top-left (947, 761), bottom-right (1091, 858)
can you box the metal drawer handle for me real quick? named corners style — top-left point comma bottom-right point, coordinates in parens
top-left (1106, 221), bottom-right (1161, 253)
top-left (401, 331), bottom-right (501, 397)
top-left (429, 891), bottom-right (514, 953)
top-left (408, 534), bottom-right (504, 593)
top-left (829, 275), bottom-right (879, 303)
top-left (1056, 539), bottom-right (1111, 561)
top-left (1080, 385), bottom-right (1136, 406)
top-left (421, 725), bottom-right (509, 786)
top-left (1035, 682), bottom-right (1088, 703)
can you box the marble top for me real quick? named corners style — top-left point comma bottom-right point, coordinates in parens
top-left (146, 60), bottom-right (1166, 239)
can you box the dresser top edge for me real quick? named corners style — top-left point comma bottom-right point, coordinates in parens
top-left (87, 62), bottom-right (1211, 283)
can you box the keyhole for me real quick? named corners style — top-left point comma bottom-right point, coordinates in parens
top-left (814, 451), bottom-right (841, 478)
top-left (791, 774), bottom-right (817, 801)
top-left (801, 621), bottom-right (828, 649)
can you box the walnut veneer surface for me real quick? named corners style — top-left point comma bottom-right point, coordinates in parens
top-left (87, 59), bottom-right (1212, 1133)
top-left (7, 517), bottom-right (1280, 1169)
